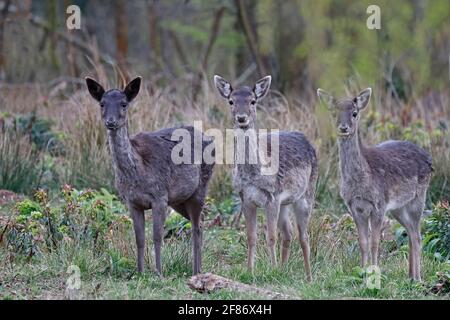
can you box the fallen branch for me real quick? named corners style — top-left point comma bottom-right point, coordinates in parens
top-left (188, 273), bottom-right (293, 299)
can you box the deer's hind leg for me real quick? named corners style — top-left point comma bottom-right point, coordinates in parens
top-left (265, 199), bottom-right (281, 267)
top-left (277, 205), bottom-right (292, 265)
top-left (151, 201), bottom-right (168, 276)
top-left (184, 193), bottom-right (206, 275)
top-left (293, 197), bottom-right (313, 282)
top-left (392, 195), bottom-right (425, 281)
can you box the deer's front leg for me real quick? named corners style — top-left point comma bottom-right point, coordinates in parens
top-left (369, 211), bottom-right (385, 266)
top-left (242, 201), bottom-right (257, 271)
top-left (349, 200), bottom-right (372, 268)
top-left (152, 201), bottom-right (167, 276)
top-left (351, 209), bottom-right (370, 268)
top-left (129, 204), bottom-right (145, 273)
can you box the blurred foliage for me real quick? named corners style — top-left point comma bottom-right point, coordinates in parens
top-left (1, 0), bottom-right (448, 97)
top-left (422, 201), bottom-right (450, 263)
top-left (393, 200), bottom-right (450, 263)
top-left (0, 124), bottom-right (43, 194)
top-left (4, 186), bottom-right (130, 258)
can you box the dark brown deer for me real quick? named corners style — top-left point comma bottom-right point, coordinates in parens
top-left (318, 87), bottom-right (433, 281)
top-left (85, 77), bottom-right (214, 276)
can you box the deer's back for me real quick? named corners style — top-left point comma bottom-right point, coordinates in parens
top-left (360, 140), bottom-right (432, 211)
top-left (129, 126), bottom-right (214, 206)
top-left (364, 140), bottom-right (432, 184)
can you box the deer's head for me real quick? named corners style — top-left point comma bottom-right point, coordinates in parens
top-left (214, 75), bottom-right (271, 130)
top-left (85, 77), bottom-right (142, 130)
top-left (317, 88), bottom-right (372, 138)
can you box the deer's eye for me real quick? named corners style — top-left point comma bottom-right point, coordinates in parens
top-left (228, 100), bottom-right (234, 106)
top-left (100, 102), bottom-right (105, 108)
top-left (251, 100), bottom-right (256, 105)
top-left (121, 103), bottom-right (127, 109)
top-left (352, 111), bottom-right (358, 118)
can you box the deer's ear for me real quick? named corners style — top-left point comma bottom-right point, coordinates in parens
top-left (317, 88), bottom-right (335, 109)
top-left (253, 75), bottom-right (271, 99)
top-left (354, 88), bottom-right (372, 111)
top-left (124, 77), bottom-right (142, 102)
top-left (214, 75), bottom-right (232, 99)
top-left (85, 77), bottom-right (105, 102)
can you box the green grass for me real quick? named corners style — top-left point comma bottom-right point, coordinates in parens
top-left (1, 220), bottom-right (448, 300)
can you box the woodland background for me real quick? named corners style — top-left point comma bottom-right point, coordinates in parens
top-left (0, 0), bottom-right (449, 299)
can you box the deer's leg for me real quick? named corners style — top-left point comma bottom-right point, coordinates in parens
top-left (186, 199), bottom-right (204, 275)
top-left (293, 198), bottom-right (313, 282)
top-left (129, 204), bottom-right (145, 273)
top-left (392, 204), bottom-right (422, 281)
top-left (352, 211), bottom-right (370, 268)
top-left (152, 201), bottom-right (167, 277)
top-left (277, 205), bottom-right (292, 265)
top-left (409, 195), bottom-right (425, 282)
top-left (406, 215), bottom-right (422, 281)
top-left (265, 200), bottom-right (281, 267)
top-left (411, 227), bottom-right (422, 282)
top-left (369, 212), bottom-right (384, 266)
top-left (243, 201), bottom-right (258, 271)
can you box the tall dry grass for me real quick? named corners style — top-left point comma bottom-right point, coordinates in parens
top-left (1, 73), bottom-right (448, 206)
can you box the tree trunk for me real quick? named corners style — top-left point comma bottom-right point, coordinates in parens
top-left (235, 0), bottom-right (267, 77)
top-left (148, 0), bottom-right (162, 69)
top-left (115, 0), bottom-right (129, 80)
top-left (0, 0), bottom-right (11, 80)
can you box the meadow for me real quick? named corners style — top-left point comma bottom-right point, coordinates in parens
top-left (0, 75), bottom-right (449, 299)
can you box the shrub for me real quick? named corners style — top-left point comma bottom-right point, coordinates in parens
top-left (422, 201), bottom-right (450, 262)
top-left (4, 186), bottom-right (131, 259)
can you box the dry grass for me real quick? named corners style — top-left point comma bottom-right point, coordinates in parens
top-left (0, 72), bottom-right (449, 203)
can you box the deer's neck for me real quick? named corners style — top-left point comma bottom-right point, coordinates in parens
top-left (107, 125), bottom-right (138, 179)
top-left (234, 127), bottom-right (261, 174)
top-left (338, 128), bottom-right (368, 182)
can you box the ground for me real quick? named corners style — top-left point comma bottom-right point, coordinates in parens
top-left (0, 213), bottom-right (448, 300)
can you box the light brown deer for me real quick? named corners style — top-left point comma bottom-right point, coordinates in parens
top-left (318, 88), bottom-right (433, 280)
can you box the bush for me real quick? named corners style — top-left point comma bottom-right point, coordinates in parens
top-left (422, 201), bottom-right (450, 262)
top-left (4, 186), bottom-right (131, 258)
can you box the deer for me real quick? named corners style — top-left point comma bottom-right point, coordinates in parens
top-left (85, 76), bottom-right (214, 276)
top-left (317, 87), bottom-right (433, 281)
top-left (214, 75), bottom-right (318, 281)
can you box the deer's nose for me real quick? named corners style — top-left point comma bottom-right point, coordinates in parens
top-left (236, 115), bottom-right (248, 123)
top-left (338, 124), bottom-right (349, 133)
top-left (105, 119), bottom-right (118, 128)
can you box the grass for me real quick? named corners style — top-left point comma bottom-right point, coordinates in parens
top-left (0, 209), bottom-right (448, 300)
